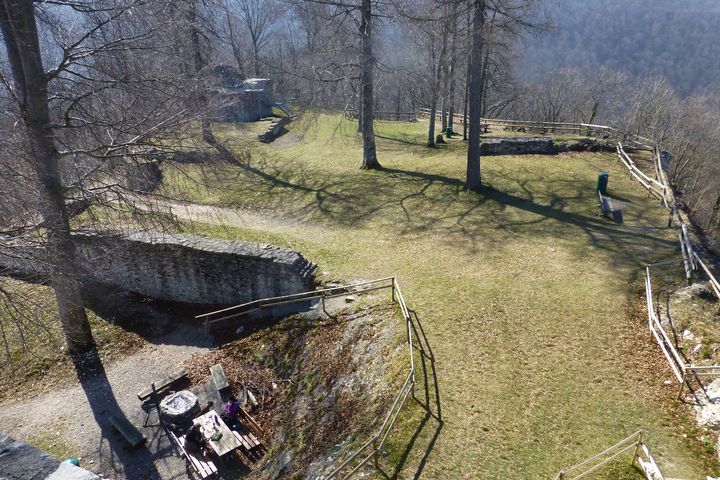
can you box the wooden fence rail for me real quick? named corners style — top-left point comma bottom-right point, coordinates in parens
top-left (196, 277), bottom-right (396, 335)
top-left (554, 430), bottom-right (664, 480)
top-left (645, 265), bottom-right (720, 399)
top-left (416, 109), bottom-right (658, 147)
top-left (196, 278), bottom-right (418, 480)
top-left (616, 143), bottom-right (666, 201)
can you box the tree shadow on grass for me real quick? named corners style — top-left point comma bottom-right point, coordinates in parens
top-left (182, 142), bottom-right (677, 271)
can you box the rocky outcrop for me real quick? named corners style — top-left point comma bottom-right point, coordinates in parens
top-left (0, 432), bottom-right (103, 480)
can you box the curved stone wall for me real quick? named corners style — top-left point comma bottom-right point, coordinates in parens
top-left (0, 231), bottom-right (316, 307)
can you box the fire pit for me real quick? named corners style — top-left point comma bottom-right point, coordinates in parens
top-left (159, 390), bottom-right (199, 423)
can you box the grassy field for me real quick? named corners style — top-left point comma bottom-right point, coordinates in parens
top-left (159, 115), bottom-right (712, 478)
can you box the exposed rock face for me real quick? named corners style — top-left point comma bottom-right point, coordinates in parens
top-left (0, 231), bottom-right (317, 307)
top-left (0, 432), bottom-right (102, 480)
top-left (695, 378), bottom-right (720, 429)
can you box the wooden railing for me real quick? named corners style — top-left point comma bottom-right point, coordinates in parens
top-left (616, 143), bottom-right (666, 201)
top-left (415, 109), bottom-right (652, 142)
top-left (554, 431), bottom-right (664, 480)
top-left (196, 277), bottom-right (396, 335)
top-left (645, 264), bottom-right (720, 399)
top-left (196, 277), bottom-right (418, 480)
top-left (344, 109), bottom-right (418, 122)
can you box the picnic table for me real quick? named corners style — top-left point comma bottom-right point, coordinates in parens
top-left (193, 410), bottom-right (242, 457)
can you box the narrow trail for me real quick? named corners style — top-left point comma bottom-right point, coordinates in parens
top-left (0, 324), bottom-right (212, 479)
top-left (127, 196), bottom-right (322, 238)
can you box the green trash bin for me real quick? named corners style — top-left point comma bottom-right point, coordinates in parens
top-left (597, 172), bottom-right (609, 195)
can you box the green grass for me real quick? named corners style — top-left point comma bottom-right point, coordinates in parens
top-left (160, 114), bottom-right (711, 478)
top-left (0, 279), bottom-right (143, 403)
top-left (27, 419), bottom-right (78, 461)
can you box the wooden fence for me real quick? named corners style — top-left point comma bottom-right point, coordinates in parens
top-left (645, 264), bottom-right (720, 399)
top-left (554, 431), bottom-right (664, 480)
top-left (344, 110), bottom-right (418, 122)
top-left (415, 108), bottom-right (656, 146)
top-left (616, 143), bottom-right (666, 202)
top-left (196, 277), bottom-right (418, 480)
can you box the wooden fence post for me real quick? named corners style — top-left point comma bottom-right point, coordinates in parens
top-left (631, 430), bottom-right (644, 466)
top-left (373, 438), bottom-right (380, 469)
top-left (678, 371), bottom-right (687, 400)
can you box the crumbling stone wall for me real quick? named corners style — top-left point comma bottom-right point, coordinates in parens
top-left (73, 231), bottom-right (316, 305)
top-left (0, 231), bottom-right (316, 306)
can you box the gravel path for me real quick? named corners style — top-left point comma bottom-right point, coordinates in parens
top-left (129, 197), bottom-right (317, 238)
top-left (0, 324), bottom-right (212, 480)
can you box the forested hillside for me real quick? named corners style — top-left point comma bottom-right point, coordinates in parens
top-left (516, 0), bottom-right (720, 96)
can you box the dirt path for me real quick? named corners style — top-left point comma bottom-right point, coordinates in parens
top-left (0, 324), bottom-right (212, 480)
top-left (129, 196), bottom-right (321, 238)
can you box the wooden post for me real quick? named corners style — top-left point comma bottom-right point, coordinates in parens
top-left (558, 471), bottom-right (565, 479)
top-left (678, 371), bottom-right (687, 400)
top-left (631, 430), bottom-right (644, 466)
top-left (391, 277), bottom-right (396, 303)
top-left (373, 438), bottom-right (380, 469)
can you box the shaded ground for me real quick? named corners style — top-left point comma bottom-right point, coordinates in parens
top-left (0, 324), bottom-right (211, 480)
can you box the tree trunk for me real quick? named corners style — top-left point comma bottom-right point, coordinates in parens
top-left (0, 0), bottom-right (94, 353)
top-left (187, 0), bottom-right (215, 144)
top-left (447, 10), bottom-right (458, 136)
top-left (465, 0), bottom-right (485, 191)
top-left (441, 96), bottom-right (448, 133)
top-left (443, 2), bottom-right (458, 136)
top-left (359, 0), bottom-right (380, 169)
top-left (463, 71), bottom-right (469, 141)
top-left (253, 43), bottom-right (261, 77)
top-left (427, 6), bottom-right (451, 148)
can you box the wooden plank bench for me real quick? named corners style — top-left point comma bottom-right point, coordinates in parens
top-left (598, 191), bottom-right (624, 224)
top-left (137, 369), bottom-right (187, 401)
top-left (109, 415), bottom-right (146, 448)
top-left (171, 431), bottom-right (217, 479)
top-left (210, 365), bottom-right (229, 392)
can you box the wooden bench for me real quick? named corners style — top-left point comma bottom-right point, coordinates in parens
top-left (137, 369), bottom-right (187, 401)
top-left (109, 415), bottom-right (146, 448)
top-left (171, 431), bottom-right (217, 479)
top-left (210, 365), bottom-right (229, 392)
top-left (598, 191), bottom-right (624, 224)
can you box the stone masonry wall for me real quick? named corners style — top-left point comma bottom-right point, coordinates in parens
top-left (0, 231), bottom-right (316, 306)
